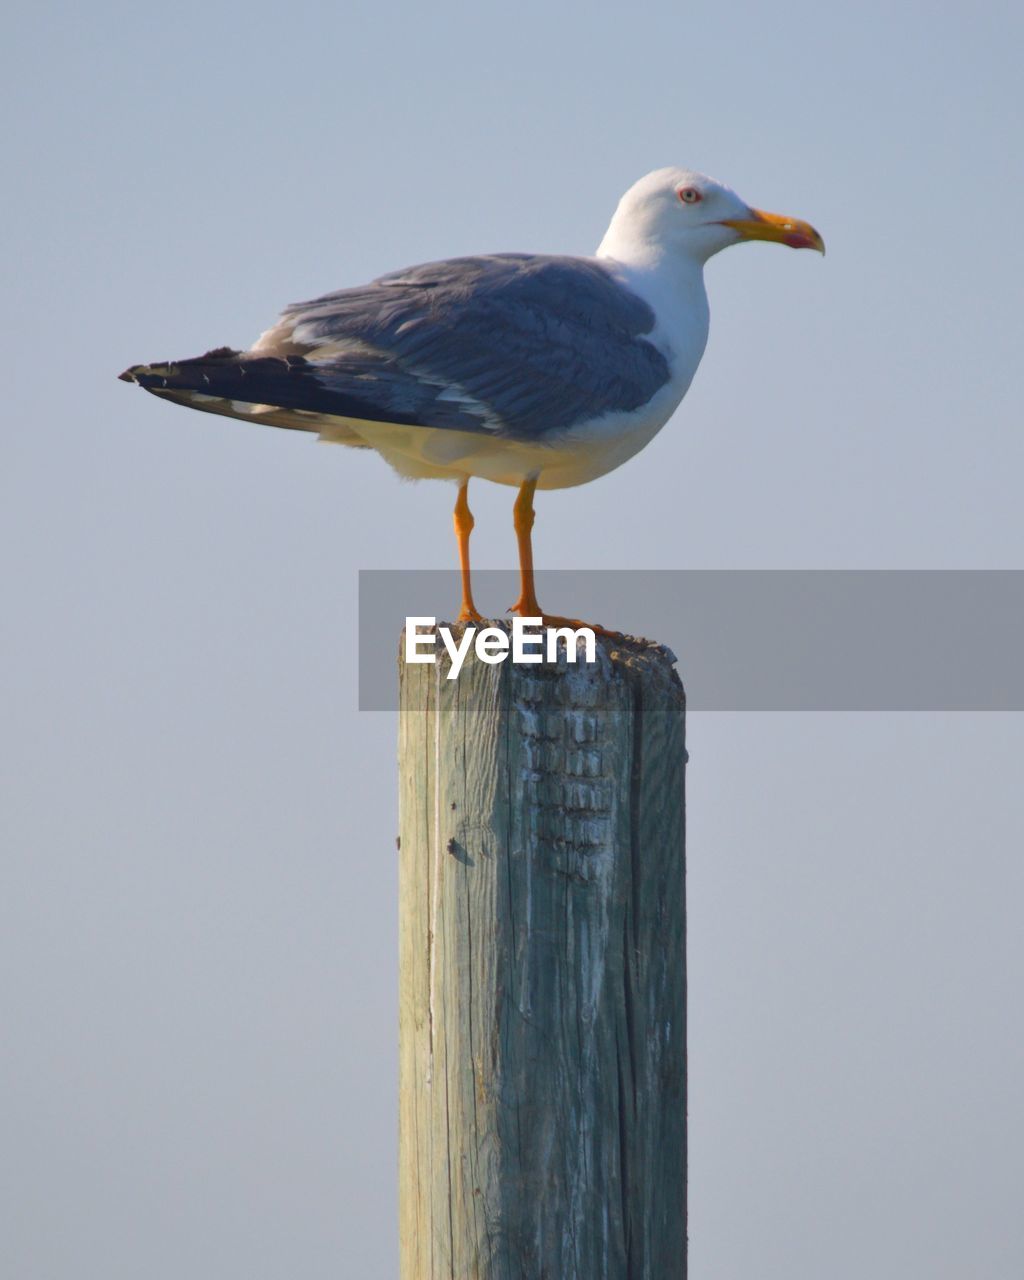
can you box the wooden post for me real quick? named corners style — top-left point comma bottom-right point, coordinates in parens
top-left (398, 625), bottom-right (687, 1279)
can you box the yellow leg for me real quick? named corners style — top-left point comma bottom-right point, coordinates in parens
top-left (509, 477), bottom-right (541, 617)
top-left (453, 480), bottom-right (483, 623)
top-left (508, 475), bottom-right (619, 636)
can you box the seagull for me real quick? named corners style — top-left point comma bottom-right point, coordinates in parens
top-left (120, 168), bottom-right (823, 624)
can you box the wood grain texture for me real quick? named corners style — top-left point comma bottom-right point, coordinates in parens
top-left (398, 626), bottom-right (687, 1279)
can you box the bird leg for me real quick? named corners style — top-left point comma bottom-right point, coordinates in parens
top-left (508, 475), bottom-right (619, 637)
top-left (453, 480), bottom-right (483, 624)
top-left (509, 477), bottom-right (542, 618)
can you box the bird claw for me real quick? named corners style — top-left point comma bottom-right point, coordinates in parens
top-left (540, 614), bottom-right (623, 641)
top-left (507, 605), bottom-right (622, 641)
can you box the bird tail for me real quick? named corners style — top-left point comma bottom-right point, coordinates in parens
top-left (118, 347), bottom-right (329, 435)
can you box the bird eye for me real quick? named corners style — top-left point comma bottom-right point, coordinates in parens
top-left (678, 187), bottom-right (702, 204)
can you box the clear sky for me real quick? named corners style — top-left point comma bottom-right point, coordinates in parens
top-left (2, 2), bottom-right (1023, 1277)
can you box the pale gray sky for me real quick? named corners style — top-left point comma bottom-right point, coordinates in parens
top-left (2, 2), bottom-right (1022, 1277)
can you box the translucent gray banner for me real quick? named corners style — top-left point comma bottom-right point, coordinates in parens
top-left (357, 570), bottom-right (1024, 711)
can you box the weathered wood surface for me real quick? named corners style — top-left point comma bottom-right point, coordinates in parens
top-left (398, 625), bottom-right (687, 1280)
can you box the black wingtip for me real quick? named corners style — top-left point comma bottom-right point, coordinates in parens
top-left (119, 348), bottom-right (243, 385)
top-left (119, 363), bottom-right (170, 383)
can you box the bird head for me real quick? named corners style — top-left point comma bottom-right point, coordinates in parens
top-left (598, 167), bottom-right (825, 267)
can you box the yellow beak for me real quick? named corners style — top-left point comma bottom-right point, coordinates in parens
top-left (722, 207), bottom-right (825, 254)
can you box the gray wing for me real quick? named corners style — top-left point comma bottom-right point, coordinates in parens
top-left (253, 254), bottom-right (671, 439)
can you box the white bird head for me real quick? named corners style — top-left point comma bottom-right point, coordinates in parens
top-left (597, 166), bottom-right (825, 268)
